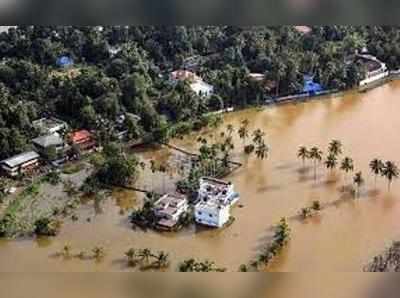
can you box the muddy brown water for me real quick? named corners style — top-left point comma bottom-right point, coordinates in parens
top-left (1, 82), bottom-right (400, 285)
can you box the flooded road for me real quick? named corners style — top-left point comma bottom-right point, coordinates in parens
top-left (2, 81), bottom-right (400, 278)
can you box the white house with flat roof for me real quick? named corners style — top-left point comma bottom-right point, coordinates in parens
top-left (153, 193), bottom-right (189, 229)
top-left (1, 151), bottom-right (40, 177)
top-left (190, 80), bottom-right (214, 97)
top-left (32, 117), bottom-right (68, 136)
top-left (169, 70), bottom-right (214, 97)
top-left (194, 177), bottom-right (239, 228)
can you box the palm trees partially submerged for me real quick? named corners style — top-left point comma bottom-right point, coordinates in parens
top-left (369, 158), bottom-right (384, 188)
top-left (309, 147), bottom-right (323, 180)
top-left (325, 154), bottom-right (338, 172)
top-left (177, 258), bottom-right (226, 272)
top-left (297, 146), bottom-right (309, 166)
top-left (381, 161), bottom-right (399, 191)
top-left (353, 171), bottom-right (365, 198)
top-left (340, 157), bottom-right (354, 189)
top-left (124, 247), bottom-right (170, 270)
top-left (248, 217), bottom-right (291, 271)
top-left (328, 140), bottom-right (343, 156)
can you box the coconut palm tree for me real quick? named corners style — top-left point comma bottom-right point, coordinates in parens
top-left (92, 246), bottom-right (106, 261)
top-left (340, 157), bottom-right (354, 187)
top-left (325, 154), bottom-right (338, 172)
top-left (125, 248), bottom-right (138, 267)
top-left (255, 141), bottom-right (269, 160)
top-left (138, 248), bottom-right (153, 266)
top-left (297, 146), bottom-right (309, 165)
top-left (178, 258), bottom-right (196, 272)
top-left (238, 119), bottom-right (250, 147)
top-left (328, 139), bottom-right (343, 156)
top-left (353, 171), bottom-right (365, 198)
top-left (153, 251), bottom-right (170, 269)
top-left (238, 126), bottom-right (248, 145)
top-left (252, 129), bottom-right (266, 145)
top-left (369, 158), bottom-right (384, 187)
top-left (381, 161), bottom-right (399, 191)
top-left (309, 147), bottom-right (323, 180)
top-left (61, 244), bottom-right (72, 258)
top-left (226, 124), bottom-right (234, 136)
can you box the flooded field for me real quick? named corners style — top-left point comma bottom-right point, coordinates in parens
top-left (2, 81), bottom-right (400, 279)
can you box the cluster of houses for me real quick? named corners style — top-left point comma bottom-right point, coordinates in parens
top-left (153, 177), bottom-right (240, 230)
top-left (0, 110), bottom-right (144, 178)
top-left (0, 117), bottom-right (97, 177)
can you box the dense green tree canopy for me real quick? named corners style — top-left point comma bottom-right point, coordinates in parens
top-left (0, 26), bottom-right (398, 159)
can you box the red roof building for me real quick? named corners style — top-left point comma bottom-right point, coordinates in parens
top-left (170, 70), bottom-right (201, 83)
top-left (69, 130), bottom-right (96, 151)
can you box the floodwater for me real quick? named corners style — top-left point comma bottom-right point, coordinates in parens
top-left (1, 82), bottom-right (400, 283)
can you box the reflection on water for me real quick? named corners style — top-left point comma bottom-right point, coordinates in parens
top-left (2, 82), bottom-right (400, 282)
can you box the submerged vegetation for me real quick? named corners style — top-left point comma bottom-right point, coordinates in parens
top-left (244, 217), bottom-right (291, 271)
top-left (178, 258), bottom-right (226, 272)
top-left (365, 241), bottom-right (400, 272)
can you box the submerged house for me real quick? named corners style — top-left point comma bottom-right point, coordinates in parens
top-left (1, 151), bottom-right (40, 177)
top-left (194, 177), bottom-right (239, 228)
top-left (153, 193), bottom-right (189, 230)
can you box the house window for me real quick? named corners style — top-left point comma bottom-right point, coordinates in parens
top-left (197, 211), bottom-right (202, 216)
top-left (209, 214), bottom-right (213, 218)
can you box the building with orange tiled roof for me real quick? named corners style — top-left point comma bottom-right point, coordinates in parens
top-left (68, 130), bottom-right (96, 151)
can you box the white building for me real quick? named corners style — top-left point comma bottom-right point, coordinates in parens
top-left (32, 117), bottom-right (68, 136)
top-left (190, 80), bottom-right (214, 97)
top-left (169, 70), bottom-right (214, 97)
top-left (195, 177), bottom-right (239, 228)
top-left (153, 193), bottom-right (189, 229)
top-left (357, 53), bottom-right (389, 86)
top-left (1, 151), bottom-right (40, 177)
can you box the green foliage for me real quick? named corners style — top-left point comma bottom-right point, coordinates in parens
top-left (33, 217), bottom-right (62, 236)
top-left (44, 170), bottom-right (61, 185)
top-left (0, 26), bottom-right (392, 159)
top-left (177, 258), bottom-right (226, 272)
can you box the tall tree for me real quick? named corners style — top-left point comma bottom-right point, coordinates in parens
top-left (381, 161), bottom-right (399, 191)
top-left (297, 146), bottom-right (309, 165)
top-left (328, 139), bottom-right (343, 156)
top-left (369, 158), bottom-right (384, 188)
top-left (353, 171), bottom-right (365, 198)
top-left (340, 157), bottom-right (354, 187)
top-left (309, 147), bottom-right (323, 180)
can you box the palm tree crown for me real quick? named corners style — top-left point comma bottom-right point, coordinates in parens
top-left (325, 154), bottom-right (338, 171)
top-left (353, 171), bottom-right (364, 197)
top-left (255, 141), bottom-right (269, 160)
top-left (328, 140), bottom-right (343, 156)
top-left (309, 146), bottom-right (323, 180)
top-left (297, 146), bottom-right (309, 164)
top-left (340, 157), bottom-right (354, 173)
top-left (381, 161), bottom-right (399, 190)
top-left (252, 129), bottom-right (266, 144)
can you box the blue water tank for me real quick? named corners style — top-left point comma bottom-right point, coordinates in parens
top-left (56, 56), bottom-right (74, 68)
